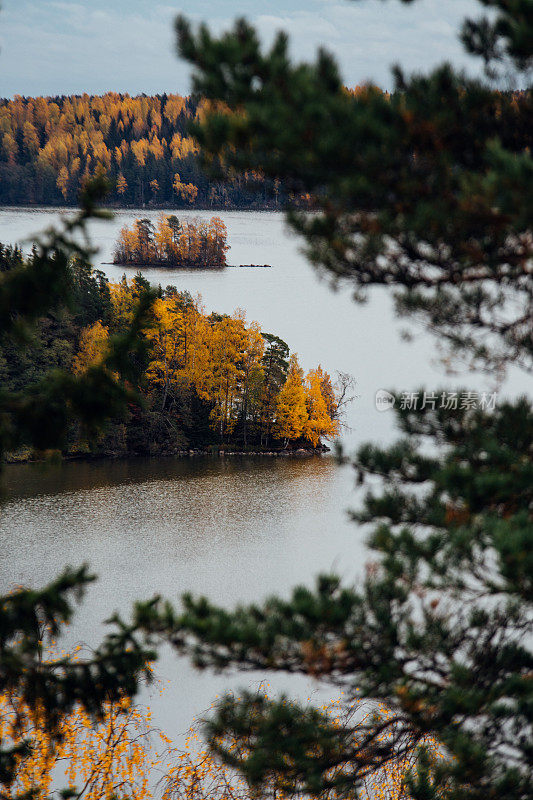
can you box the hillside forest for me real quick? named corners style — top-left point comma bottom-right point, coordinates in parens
top-left (113, 215), bottom-right (229, 268)
top-left (0, 93), bottom-right (284, 207)
top-left (0, 91), bottom-right (529, 209)
top-left (0, 244), bottom-right (344, 460)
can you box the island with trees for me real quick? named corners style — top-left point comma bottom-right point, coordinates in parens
top-left (113, 215), bottom-right (230, 269)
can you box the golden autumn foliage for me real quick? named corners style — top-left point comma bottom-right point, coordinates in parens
top-left (304, 368), bottom-right (339, 447)
top-left (90, 281), bottom-right (343, 447)
top-left (162, 692), bottom-right (440, 800)
top-left (0, 621), bottom-right (434, 800)
top-left (273, 354), bottom-right (309, 442)
top-left (0, 92), bottom-right (283, 206)
top-left (1, 682), bottom-right (435, 800)
top-left (273, 355), bottom-right (340, 446)
top-left (0, 628), bottom-right (165, 800)
top-left (0, 90), bottom-right (379, 206)
top-left (116, 172), bottom-right (128, 195)
top-left (173, 174), bottom-right (198, 204)
top-left (113, 216), bottom-right (229, 268)
top-left (71, 321), bottom-right (109, 375)
top-left (0, 692), bottom-right (163, 800)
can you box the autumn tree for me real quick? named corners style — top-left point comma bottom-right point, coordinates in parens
top-left (150, 178), bottom-right (160, 202)
top-left (72, 320), bottom-right (110, 375)
top-left (126, 290), bottom-right (335, 449)
top-left (144, 297), bottom-right (187, 411)
top-left (56, 165), bottom-right (69, 201)
top-left (0, 568), bottom-right (163, 800)
top-left (303, 367), bottom-right (339, 447)
top-left (173, 173), bottom-right (199, 204)
top-left (0, 91), bottom-right (291, 207)
top-left (273, 354), bottom-right (308, 445)
top-left (0, 687), bottom-right (163, 800)
top-left (116, 172), bottom-right (128, 197)
top-left (113, 216), bottom-right (229, 268)
top-left (207, 217), bottom-right (229, 264)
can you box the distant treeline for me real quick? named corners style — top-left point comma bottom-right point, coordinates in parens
top-left (2, 90), bottom-right (528, 209)
top-left (0, 93), bottom-right (284, 207)
top-left (0, 243), bottom-right (347, 459)
top-left (113, 215), bottom-right (229, 268)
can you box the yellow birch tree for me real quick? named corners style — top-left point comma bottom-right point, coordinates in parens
top-left (273, 354), bottom-right (308, 443)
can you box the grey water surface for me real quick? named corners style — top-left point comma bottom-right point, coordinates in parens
top-left (1, 207), bottom-right (527, 741)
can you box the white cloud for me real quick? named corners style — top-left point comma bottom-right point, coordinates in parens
top-left (0, 0), bottom-right (485, 98)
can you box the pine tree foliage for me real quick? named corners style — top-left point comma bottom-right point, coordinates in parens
top-left (147, 3), bottom-right (533, 799)
top-left (164, 394), bottom-right (533, 800)
top-left (176, 2), bottom-right (533, 373)
top-left (0, 178), bottom-right (156, 459)
top-left (0, 181), bottom-right (162, 797)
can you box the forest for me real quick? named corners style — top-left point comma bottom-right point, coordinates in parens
top-left (1, 90), bottom-right (528, 209)
top-left (0, 243), bottom-right (343, 460)
top-left (113, 215), bottom-right (229, 268)
top-left (0, 93), bottom-right (284, 207)
top-left (1, 0), bottom-right (532, 798)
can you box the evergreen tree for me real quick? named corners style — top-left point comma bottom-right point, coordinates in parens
top-left (0, 181), bottom-right (161, 797)
top-left (168, 393), bottom-right (533, 800)
top-left (154, 3), bottom-right (533, 799)
top-left (259, 333), bottom-right (289, 446)
top-left (176, 1), bottom-right (532, 374)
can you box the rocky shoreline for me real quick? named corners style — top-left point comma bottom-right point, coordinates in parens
top-left (4, 445), bottom-right (329, 465)
top-left (177, 446), bottom-right (328, 457)
top-left (108, 262), bottom-right (272, 270)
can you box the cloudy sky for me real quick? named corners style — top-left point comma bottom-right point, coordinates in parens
top-left (0, 0), bottom-right (484, 98)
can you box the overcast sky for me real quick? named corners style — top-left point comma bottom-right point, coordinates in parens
top-left (0, 0), bottom-right (485, 99)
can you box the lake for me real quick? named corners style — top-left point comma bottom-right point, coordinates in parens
top-left (0, 207), bottom-right (528, 743)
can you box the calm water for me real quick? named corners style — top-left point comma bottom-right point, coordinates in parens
top-left (0, 207), bottom-right (528, 742)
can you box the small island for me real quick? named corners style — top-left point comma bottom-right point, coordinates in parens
top-left (113, 214), bottom-right (229, 269)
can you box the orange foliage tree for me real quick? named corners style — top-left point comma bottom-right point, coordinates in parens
top-left (0, 691), bottom-right (165, 800)
top-left (105, 280), bottom-right (344, 448)
top-left (1, 682), bottom-right (430, 800)
top-left (71, 321), bottom-right (110, 375)
top-left (113, 216), bottom-right (229, 268)
top-left (57, 276), bottom-right (347, 451)
top-left (162, 692), bottom-right (439, 800)
top-left (304, 367), bottom-right (340, 447)
top-left (273, 354), bottom-right (309, 443)
top-left (0, 92), bottom-right (302, 206)
top-left (0, 614), bottom-right (165, 800)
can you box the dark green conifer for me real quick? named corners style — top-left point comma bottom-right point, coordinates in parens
top-left (160, 3), bottom-right (533, 798)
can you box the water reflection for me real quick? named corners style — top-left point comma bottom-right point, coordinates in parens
top-left (0, 457), bottom-right (353, 594)
top-left (0, 455), bottom-right (363, 740)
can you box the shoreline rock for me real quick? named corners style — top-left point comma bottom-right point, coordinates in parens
top-left (3, 445), bottom-right (330, 466)
top-left (108, 262), bottom-right (273, 270)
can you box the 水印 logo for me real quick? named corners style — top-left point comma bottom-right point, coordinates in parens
top-left (375, 389), bottom-right (395, 411)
